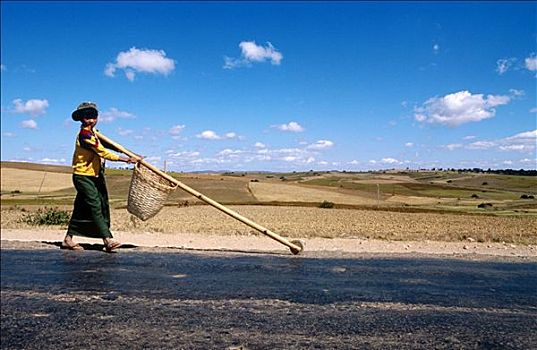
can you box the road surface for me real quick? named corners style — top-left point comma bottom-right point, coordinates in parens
top-left (1, 241), bottom-right (536, 349)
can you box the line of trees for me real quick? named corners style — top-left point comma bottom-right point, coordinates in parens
top-left (439, 168), bottom-right (537, 176)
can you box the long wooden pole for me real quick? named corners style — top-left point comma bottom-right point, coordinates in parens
top-left (96, 131), bottom-right (304, 254)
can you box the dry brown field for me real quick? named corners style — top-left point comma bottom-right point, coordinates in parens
top-left (248, 182), bottom-right (379, 205)
top-left (2, 161), bottom-right (536, 245)
top-left (1, 168), bottom-right (72, 193)
top-left (2, 205), bottom-right (536, 244)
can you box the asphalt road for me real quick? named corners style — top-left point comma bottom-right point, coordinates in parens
top-left (1, 241), bottom-right (536, 349)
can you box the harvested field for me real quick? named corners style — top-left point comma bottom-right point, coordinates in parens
top-left (1, 168), bottom-right (72, 193)
top-left (249, 182), bottom-right (378, 205)
top-left (350, 174), bottom-right (419, 184)
top-left (2, 205), bottom-right (536, 244)
top-left (386, 195), bottom-right (452, 205)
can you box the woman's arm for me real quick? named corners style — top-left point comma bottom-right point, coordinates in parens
top-left (80, 129), bottom-right (139, 162)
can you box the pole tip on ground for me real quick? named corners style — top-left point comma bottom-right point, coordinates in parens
top-left (290, 239), bottom-right (305, 255)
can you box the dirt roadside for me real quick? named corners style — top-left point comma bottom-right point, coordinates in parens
top-left (2, 229), bottom-right (536, 259)
top-left (4, 206), bottom-right (537, 244)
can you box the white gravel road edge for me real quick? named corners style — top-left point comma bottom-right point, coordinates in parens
top-left (1, 229), bottom-right (536, 258)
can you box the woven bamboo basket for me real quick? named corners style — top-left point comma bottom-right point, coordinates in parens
top-left (127, 163), bottom-right (178, 221)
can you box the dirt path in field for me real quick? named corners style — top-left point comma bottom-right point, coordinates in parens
top-left (2, 229), bottom-right (536, 258)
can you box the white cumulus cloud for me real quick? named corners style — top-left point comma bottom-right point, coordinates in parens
top-left (117, 127), bottom-right (134, 136)
top-left (499, 145), bottom-right (531, 152)
top-left (504, 130), bottom-right (537, 141)
top-left (21, 119), bottom-right (38, 129)
top-left (12, 98), bottom-right (49, 116)
top-left (169, 125), bottom-right (186, 135)
top-left (306, 140), bottom-right (334, 150)
top-left (105, 47), bottom-right (175, 81)
top-left (197, 130), bottom-right (220, 140)
top-left (217, 149), bottom-right (244, 157)
top-left (509, 89), bottom-right (525, 98)
top-left (240, 41), bottom-right (282, 64)
top-left (165, 150), bottom-right (200, 159)
top-left (381, 158), bottom-right (400, 164)
top-left (369, 158), bottom-right (403, 165)
top-left (224, 41), bottom-right (283, 69)
top-left (274, 121), bottom-right (304, 132)
top-left (196, 130), bottom-right (239, 140)
top-left (445, 144), bottom-right (463, 151)
top-left (525, 53), bottom-right (537, 71)
top-left (99, 107), bottom-right (136, 123)
top-left (501, 130), bottom-right (536, 152)
top-left (462, 130), bottom-right (536, 154)
top-left (414, 90), bottom-right (510, 127)
top-left (467, 141), bottom-right (496, 150)
top-left (496, 58), bottom-right (516, 75)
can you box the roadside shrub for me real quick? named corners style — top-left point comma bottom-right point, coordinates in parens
top-left (477, 203), bottom-right (493, 209)
top-left (319, 200), bottom-right (335, 209)
top-left (6, 205), bottom-right (27, 212)
top-left (471, 194), bottom-right (479, 198)
top-left (23, 207), bottom-right (70, 226)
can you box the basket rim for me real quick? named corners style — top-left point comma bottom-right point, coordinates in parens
top-left (133, 163), bottom-right (178, 192)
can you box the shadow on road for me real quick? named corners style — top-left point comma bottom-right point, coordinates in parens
top-left (43, 241), bottom-right (138, 251)
top-left (2, 247), bottom-right (536, 309)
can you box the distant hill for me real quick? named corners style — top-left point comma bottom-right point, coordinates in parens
top-left (1, 161), bottom-right (72, 173)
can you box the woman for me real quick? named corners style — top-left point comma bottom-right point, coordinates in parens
top-left (63, 102), bottom-right (139, 252)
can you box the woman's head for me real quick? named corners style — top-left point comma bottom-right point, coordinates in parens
top-left (72, 102), bottom-right (98, 126)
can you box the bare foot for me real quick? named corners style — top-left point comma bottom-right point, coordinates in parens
top-left (103, 238), bottom-right (121, 252)
top-left (62, 235), bottom-right (84, 251)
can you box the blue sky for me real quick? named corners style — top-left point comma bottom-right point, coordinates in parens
top-left (1, 1), bottom-right (536, 172)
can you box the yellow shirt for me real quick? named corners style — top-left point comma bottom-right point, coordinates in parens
top-left (72, 126), bottom-right (120, 177)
